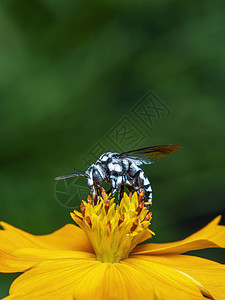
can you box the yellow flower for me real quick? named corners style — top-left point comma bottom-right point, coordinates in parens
top-left (0, 191), bottom-right (225, 300)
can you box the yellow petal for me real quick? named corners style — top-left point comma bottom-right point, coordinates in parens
top-left (3, 255), bottom-right (213, 300)
top-left (135, 254), bottom-right (225, 300)
top-left (0, 249), bottom-right (33, 273)
top-left (5, 259), bottom-right (159, 300)
top-left (0, 222), bottom-right (93, 253)
top-left (124, 257), bottom-right (212, 299)
top-left (6, 259), bottom-right (101, 300)
top-left (0, 248), bottom-right (95, 273)
top-left (74, 261), bottom-right (157, 300)
top-left (134, 216), bottom-right (225, 255)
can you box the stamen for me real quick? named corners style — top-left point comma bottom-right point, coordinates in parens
top-left (105, 199), bottom-right (110, 214)
top-left (86, 216), bottom-right (92, 228)
top-left (87, 195), bottom-right (92, 205)
top-left (71, 192), bottom-right (153, 263)
top-left (101, 187), bottom-right (107, 200)
top-left (106, 220), bottom-right (111, 229)
top-left (144, 212), bottom-right (152, 221)
top-left (130, 219), bottom-right (139, 233)
top-left (118, 214), bottom-right (125, 226)
top-left (73, 212), bottom-right (83, 220)
top-left (129, 192), bottom-right (132, 200)
top-left (80, 203), bottom-right (85, 217)
top-left (138, 189), bottom-right (145, 202)
top-left (136, 201), bottom-right (144, 215)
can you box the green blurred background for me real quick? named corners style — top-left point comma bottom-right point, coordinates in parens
top-left (0, 0), bottom-right (225, 297)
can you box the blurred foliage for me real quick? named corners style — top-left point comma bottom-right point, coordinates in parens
top-left (0, 0), bottom-right (225, 297)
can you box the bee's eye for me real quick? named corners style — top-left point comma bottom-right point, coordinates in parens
top-left (92, 169), bottom-right (103, 184)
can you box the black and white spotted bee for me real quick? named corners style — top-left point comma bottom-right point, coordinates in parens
top-left (55, 145), bottom-right (181, 205)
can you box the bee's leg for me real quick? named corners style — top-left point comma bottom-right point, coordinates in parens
top-left (106, 187), bottom-right (112, 195)
top-left (95, 184), bottom-right (101, 195)
top-left (127, 185), bottom-right (135, 193)
top-left (133, 170), bottom-right (141, 187)
top-left (108, 178), bottom-right (121, 200)
top-left (90, 185), bottom-right (96, 205)
top-left (94, 184), bottom-right (102, 205)
top-left (108, 188), bottom-right (117, 200)
top-left (126, 185), bottom-right (135, 198)
top-left (118, 185), bottom-right (124, 203)
top-left (90, 185), bottom-right (100, 206)
top-left (127, 186), bottom-right (135, 193)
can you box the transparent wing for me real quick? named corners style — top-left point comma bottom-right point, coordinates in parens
top-left (118, 145), bottom-right (182, 165)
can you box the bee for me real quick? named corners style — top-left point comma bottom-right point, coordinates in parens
top-left (55, 145), bottom-right (181, 205)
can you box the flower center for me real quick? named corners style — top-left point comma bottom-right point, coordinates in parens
top-left (71, 189), bottom-right (154, 263)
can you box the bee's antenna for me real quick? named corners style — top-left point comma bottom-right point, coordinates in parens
top-left (74, 169), bottom-right (86, 174)
top-left (73, 168), bottom-right (90, 179)
top-left (54, 173), bottom-right (87, 180)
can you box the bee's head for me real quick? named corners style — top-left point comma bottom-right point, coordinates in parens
top-left (87, 165), bottom-right (104, 185)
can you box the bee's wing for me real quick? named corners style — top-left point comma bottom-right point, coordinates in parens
top-left (118, 145), bottom-right (181, 165)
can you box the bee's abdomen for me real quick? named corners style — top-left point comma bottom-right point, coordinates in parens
top-left (135, 170), bottom-right (152, 204)
top-left (144, 184), bottom-right (152, 204)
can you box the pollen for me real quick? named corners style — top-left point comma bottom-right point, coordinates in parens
top-left (71, 189), bottom-right (154, 263)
